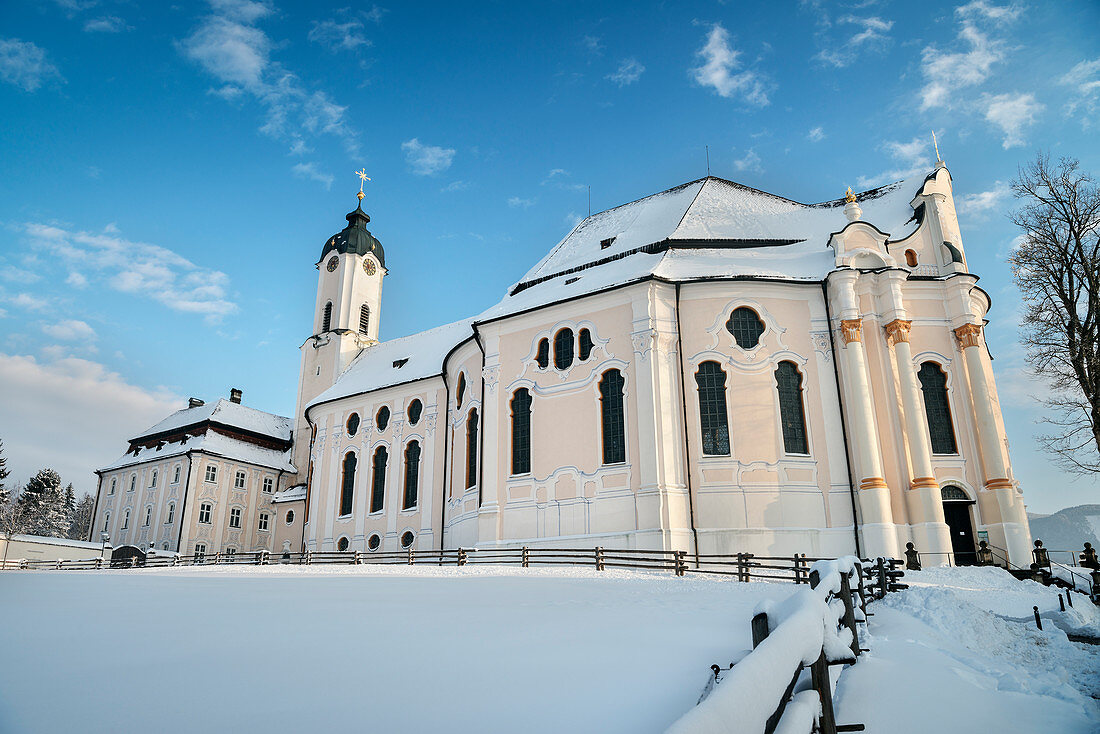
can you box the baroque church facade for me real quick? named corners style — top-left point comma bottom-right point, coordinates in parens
top-left (91, 161), bottom-right (1033, 567)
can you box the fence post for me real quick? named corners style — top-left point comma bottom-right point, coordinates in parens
top-left (808, 568), bottom-right (821, 590)
top-left (522, 546), bottom-right (529, 568)
top-left (595, 547), bottom-right (605, 571)
top-left (810, 652), bottom-right (838, 734)
top-left (408, 547), bottom-right (414, 565)
top-left (95, 557), bottom-right (102, 570)
top-left (856, 565), bottom-right (868, 618)
top-left (458, 548), bottom-right (467, 566)
top-left (674, 550), bottom-right (686, 577)
top-left (1033, 605), bottom-right (1042, 630)
top-left (57, 559), bottom-right (63, 570)
top-left (839, 570), bottom-right (861, 658)
top-left (793, 554), bottom-right (803, 584)
top-left (751, 612), bottom-right (770, 648)
top-left (353, 551), bottom-right (361, 565)
top-left (305, 550), bottom-right (313, 565)
top-left (214, 552), bottom-right (221, 565)
top-left (129, 557), bottom-right (137, 569)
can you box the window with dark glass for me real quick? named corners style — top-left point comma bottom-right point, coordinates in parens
top-left (554, 328), bottom-right (574, 370)
top-left (337, 536), bottom-right (350, 552)
top-left (695, 361), bottom-right (731, 455)
top-left (322, 302), bottom-right (333, 333)
top-left (359, 304), bottom-right (370, 335)
top-left (579, 328), bottom-right (594, 361)
top-left (346, 413), bottom-right (360, 436)
top-left (339, 451), bottom-right (356, 516)
top-left (376, 405), bottom-right (390, 431)
top-left (199, 503), bottom-right (212, 524)
top-left (511, 388), bottom-right (532, 475)
top-left (775, 361), bottom-right (809, 454)
top-left (367, 534), bottom-right (380, 551)
top-left (726, 307), bottom-right (765, 349)
top-left (403, 441), bottom-right (420, 510)
top-left (466, 409), bottom-right (479, 488)
top-left (285, 509), bottom-right (295, 525)
top-left (599, 369), bottom-right (626, 464)
top-left (918, 362), bottom-right (958, 454)
top-left (407, 399), bottom-right (423, 425)
top-left (456, 373), bottom-right (466, 408)
top-left (400, 531), bottom-right (414, 548)
top-left (536, 338), bottom-right (550, 369)
top-left (370, 446), bottom-right (387, 513)
top-left (229, 507), bottom-right (242, 528)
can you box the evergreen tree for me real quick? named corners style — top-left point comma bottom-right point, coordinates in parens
top-left (69, 494), bottom-right (95, 541)
top-left (18, 469), bottom-right (69, 538)
top-left (0, 438), bottom-right (10, 507)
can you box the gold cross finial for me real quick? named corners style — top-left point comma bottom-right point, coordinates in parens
top-left (355, 169), bottom-right (371, 200)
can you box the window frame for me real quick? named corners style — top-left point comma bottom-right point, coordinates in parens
top-left (918, 361), bottom-right (959, 455)
top-left (726, 307), bottom-right (766, 350)
top-left (234, 470), bottom-right (246, 490)
top-left (228, 507), bottom-right (242, 529)
top-left (553, 328), bottom-right (575, 370)
top-left (198, 502), bottom-right (213, 524)
top-left (695, 361), bottom-right (732, 456)
top-left (402, 440), bottom-right (421, 511)
top-left (599, 369), bottom-right (627, 465)
top-left (339, 451), bottom-right (357, 517)
top-left (375, 405), bottom-right (391, 432)
top-left (204, 465), bottom-right (217, 483)
top-left (258, 512), bottom-right (270, 531)
top-left (262, 477), bottom-right (273, 493)
top-left (150, 470), bottom-right (157, 488)
top-left (370, 445), bottom-right (388, 514)
top-left (466, 409), bottom-right (479, 489)
top-left (166, 502), bottom-right (175, 524)
top-left (775, 361), bottom-right (810, 455)
top-left (510, 388), bottom-right (532, 475)
top-left (407, 399), bottom-right (423, 425)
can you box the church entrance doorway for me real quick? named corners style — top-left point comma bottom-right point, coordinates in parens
top-left (941, 485), bottom-right (976, 566)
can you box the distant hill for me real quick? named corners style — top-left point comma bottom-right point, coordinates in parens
top-left (1028, 504), bottom-right (1100, 555)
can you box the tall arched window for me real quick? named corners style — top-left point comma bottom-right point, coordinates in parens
top-left (359, 304), bottom-right (370, 335)
top-left (370, 446), bottom-right (387, 513)
top-left (554, 328), bottom-right (574, 370)
top-left (536, 338), bottom-right (550, 369)
top-left (918, 362), bottom-right (958, 454)
top-left (511, 388), bottom-right (532, 475)
top-left (403, 441), bottom-right (420, 510)
top-left (695, 361), bottom-right (730, 455)
top-left (775, 361), bottom-right (809, 454)
top-left (339, 452), bottom-right (356, 516)
top-left (456, 373), bottom-right (467, 408)
top-left (151, 470), bottom-right (157, 488)
top-left (599, 369), bottom-right (626, 464)
top-left (122, 508), bottom-right (130, 530)
top-left (726, 307), bottom-right (765, 349)
top-left (466, 409), bottom-right (479, 489)
top-left (578, 328), bottom-right (594, 361)
top-left (322, 302), bottom-right (333, 332)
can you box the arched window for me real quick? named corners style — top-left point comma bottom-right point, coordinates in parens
top-left (941, 485), bottom-right (969, 501)
top-left (599, 369), bottom-right (626, 464)
top-left (905, 249), bottom-right (918, 267)
top-left (322, 302), bottom-right (333, 333)
top-left (554, 328), bottom-right (574, 370)
top-left (579, 328), bottom-right (594, 361)
top-left (346, 412), bottom-right (360, 437)
top-left (143, 506), bottom-right (152, 526)
top-left (536, 338), bottom-right (550, 369)
top-left (511, 388), bottom-right (532, 475)
top-left (695, 361), bottom-right (730, 455)
top-left (407, 399), bottom-right (423, 425)
top-left (339, 452), bottom-right (357, 516)
top-left (359, 304), bottom-right (370, 335)
top-left (122, 509), bottom-right (130, 530)
top-left (918, 362), bottom-right (958, 454)
top-left (466, 409), bottom-right (479, 488)
top-left (166, 502), bottom-right (175, 524)
top-left (726, 307), bottom-right (765, 349)
top-left (775, 361), bottom-right (809, 454)
top-left (456, 373), bottom-right (466, 408)
top-left (370, 446), bottom-right (387, 513)
top-left (403, 441), bottom-right (421, 510)
top-left (129, 475), bottom-right (136, 492)
top-left (150, 470), bottom-right (157, 488)
top-left (103, 512), bottom-right (110, 532)
top-left (109, 478), bottom-right (116, 495)
top-left (376, 406), bottom-right (390, 431)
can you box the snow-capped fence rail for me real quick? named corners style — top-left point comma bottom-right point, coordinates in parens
top-left (666, 557), bottom-right (903, 734)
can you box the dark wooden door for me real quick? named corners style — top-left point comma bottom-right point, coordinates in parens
top-left (943, 502), bottom-right (976, 566)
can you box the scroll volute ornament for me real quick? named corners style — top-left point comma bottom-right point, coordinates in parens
top-left (954, 322), bottom-right (983, 349)
top-left (884, 319), bottom-right (912, 346)
top-left (839, 318), bottom-right (863, 345)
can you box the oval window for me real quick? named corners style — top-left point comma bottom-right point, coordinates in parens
top-left (456, 373), bottom-right (467, 408)
top-left (554, 328), bottom-right (574, 370)
top-left (407, 399), bottom-right (423, 426)
top-left (285, 509), bottom-right (295, 525)
top-left (346, 413), bottom-right (360, 436)
top-left (578, 328), bottom-right (594, 361)
top-left (376, 406), bottom-right (390, 431)
top-left (536, 338), bottom-right (550, 369)
top-left (337, 536), bottom-right (350, 552)
top-left (367, 534), bottom-right (381, 551)
top-left (725, 307), bottom-right (765, 349)
top-left (400, 531), bottom-right (414, 548)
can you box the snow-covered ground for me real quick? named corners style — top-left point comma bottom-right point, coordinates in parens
top-left (1, 565), bottom-right (1097, 734)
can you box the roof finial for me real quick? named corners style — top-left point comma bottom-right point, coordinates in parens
top-left (355, 168), bottom-right (371, 201)
top-left (932, 130), bottom-right (943, 166)
top-left (845, 186), bottom-right (856, 203)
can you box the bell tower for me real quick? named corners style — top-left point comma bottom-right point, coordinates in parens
top-left (292, 173), bottom-right (387, 473)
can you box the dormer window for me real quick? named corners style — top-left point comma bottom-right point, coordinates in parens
top-left (393, 358), bottom-right (409, 369)
top-left (600, 236), bottom-right (616, 249)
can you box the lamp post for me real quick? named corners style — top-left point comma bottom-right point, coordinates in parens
top-left (100, 532), bottom-right (110, 562)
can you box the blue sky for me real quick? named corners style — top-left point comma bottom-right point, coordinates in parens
top-left (0, 0), bottom-right (1098, 513)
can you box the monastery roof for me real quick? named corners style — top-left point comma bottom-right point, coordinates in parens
top-left (133, 398), bottom-right (292, 444)
top-left (99, 430), bottom-right (296, 473)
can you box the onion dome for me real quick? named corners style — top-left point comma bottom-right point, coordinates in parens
top-left (318, 200), bottom-right (385, 268)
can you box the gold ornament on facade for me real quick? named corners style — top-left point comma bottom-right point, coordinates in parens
top-left (884, 319), bottom-right (912, 346)
top-left (839, 318), bottom-right (863, 345)
top-left (845, 187), bottom-right (857, 203)
top-left (355, 168), bottom-right (371, 201)
top-left (953, 322), bottom-right (983, 349)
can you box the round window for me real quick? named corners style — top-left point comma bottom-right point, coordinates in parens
top-left (407, 399), bottom-right (423, 426)
top-left (376, 406), bottom-right (390, 431)
top-left (337, 536), bottom-right (350, 552)
top-left (346, 413), bottom-right (360, 436)
top-left (367, 534), bottom-right (381, 551)
top-left (285, 509), bottom-right (295, 525)
top-left (400, 531), bottom-right (414, 548)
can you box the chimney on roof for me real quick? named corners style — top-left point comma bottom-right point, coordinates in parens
top-left (188, 397), bottom-right (205, 409)
top-left (230, 388), bottom-right (243, 404)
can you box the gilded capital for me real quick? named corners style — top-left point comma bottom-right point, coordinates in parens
top-left (839, 318), bottom-right (863, 345)
top-left (884, 319), bottom-right (912, 346)
top-left (953, 322), bottom-right (983, 349)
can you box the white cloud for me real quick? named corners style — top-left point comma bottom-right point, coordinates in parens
top-left (583, 35), bottom-right (602, 53)
top-left (401, 138), bottom-right (455, 176)
top-left (807, 126), bottom-right (825, 142)
top-left (508, 197), bottom-right (535, 209)
top-left (856, 136), bottom-right (931, 188)
top-left (0, 353), bottom-right (181, 494)
top-left (23, 223), bottom-right (237, 320)
top-left (308, 19), bottom-right (371, 51)
top-left (691, 24), bottom-right (769, 106)
top-left (180, 1), bottom-right (359, 155)
top-left (1059, 57), bottom-right (1100, 126)
top-left (607, 58), bottom-right (644, 87)
top-left (982, 92), bottom-right (1042, 148)
top-left (43, 319), bottom-right (96, 341)
top-left (1, 265), bottom-right (40, 284)
top-left (5, 292), bottom-right (49, 312)
top-left (958, 180), bottom-right (1011, 216)
top-left (815, 15), bottom-right (893, 68)
top-left (733, 148), bottom-right (763, 173)
top-left (541, 168), bottom-right (586, 192)
top-left (83, 16), bottom-right (131, 33)
top-left (440, 180), bottom-right (469, 193)
top-left (0, 38), bottom-right (63, 92)
top-left (291, 161), bottom-right (334, 189)
top-left (66, 271), bottom-right (88, 288)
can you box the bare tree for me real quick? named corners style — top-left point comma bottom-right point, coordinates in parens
top-left (1009, 154), bottom-right (1100, 474)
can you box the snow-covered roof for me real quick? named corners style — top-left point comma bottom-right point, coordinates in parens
top-left (306, 318), bottom-right (474, 411)
top-left (100, 430), bottom-right (296, 473)
top-left (133, 399), bottom-right (292, 443)
top-left (274, 484), bottom-right (307, 503)
top-left (7, 534), bottom-right (105, 550)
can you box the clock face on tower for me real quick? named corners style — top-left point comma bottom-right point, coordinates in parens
top-left (326, 256), bottom-right (339, 272)
top-left (363, 260), bottom-right (377, 276)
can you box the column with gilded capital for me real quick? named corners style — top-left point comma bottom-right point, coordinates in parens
top-left (884, 319), bottom-right (952, 560)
